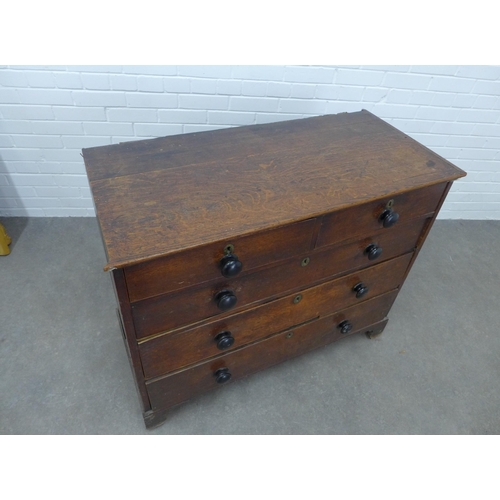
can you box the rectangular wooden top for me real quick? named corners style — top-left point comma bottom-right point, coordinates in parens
top-left (82, 110), bottom-right (466, 270)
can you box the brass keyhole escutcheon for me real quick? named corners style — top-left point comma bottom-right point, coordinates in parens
top-left (293, 294), bottom-right (302, 304)
top-left (301, 257), bottom-right (310, 267)
top-left (386, 199), bottom-right (395, 209)
top-left (286, 331), bottom-right (294, 339)
top-left (223, 244), bottom-right (234, 255)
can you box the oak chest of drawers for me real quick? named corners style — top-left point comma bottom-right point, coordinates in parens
top-left (82, 110), bottom-right (466, 428)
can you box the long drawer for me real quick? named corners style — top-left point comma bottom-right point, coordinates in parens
top-left (140, 288), bottom-right (399, 380)
top-left (146, 316), bottom-right (389, 411)
top-left (131, 219), bottom-right (424, 338)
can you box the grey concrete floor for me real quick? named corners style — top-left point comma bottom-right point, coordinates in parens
top-left (0, 217), bottom-right (499, 435)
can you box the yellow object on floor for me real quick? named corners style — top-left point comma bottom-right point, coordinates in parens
top-left (0, 223), bottom-right (12, 255)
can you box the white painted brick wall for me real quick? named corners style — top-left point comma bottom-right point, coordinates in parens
top-left (0, 65), bottom-right (499, 218)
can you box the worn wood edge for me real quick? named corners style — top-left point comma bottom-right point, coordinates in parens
top-left (140, 317), bottom-right (389, 429)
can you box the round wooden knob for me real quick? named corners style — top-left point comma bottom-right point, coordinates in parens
top-left (338, 320), bottom-right (353, 334)
top-left (215, 290), bottom-right (237, 311)
top-left (380, 209), bottom-right (399, 228)
top-left (353, 282), bottom-right (369, 298)
top-left (214, 367), bottom-right (231, 384)
top-left (214, 331), bottom-right (235, 350)
top-left (220, 253), bottom-right (243, 278)
top-left (365, 243), bottom-right (382, 260)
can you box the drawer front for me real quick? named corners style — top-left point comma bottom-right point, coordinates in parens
top-left (316, 182), bottom-right (446, 249)
top-left (131, 217), bottom-right (423, 338)
top-left (140, 289), bottom-right (399, 379)
top-left (125, 218), bottom-right (317, 302)
top-left (147, 316), bottom-right (389, 411)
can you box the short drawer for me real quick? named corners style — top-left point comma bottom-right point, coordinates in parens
top-left (139, 289), bottom-right (399, 379)
top-left (316, 182), bottom-right (447, 248)
top-left (146, 316), bottom-right (389, 411)
top-left (131, 217), bottom-right (422, 338)
top-left (124, 218), bottom-right (317, 302)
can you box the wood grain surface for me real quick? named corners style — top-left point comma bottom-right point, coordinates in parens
top-left (82, 110), bottom-right (465, 270)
